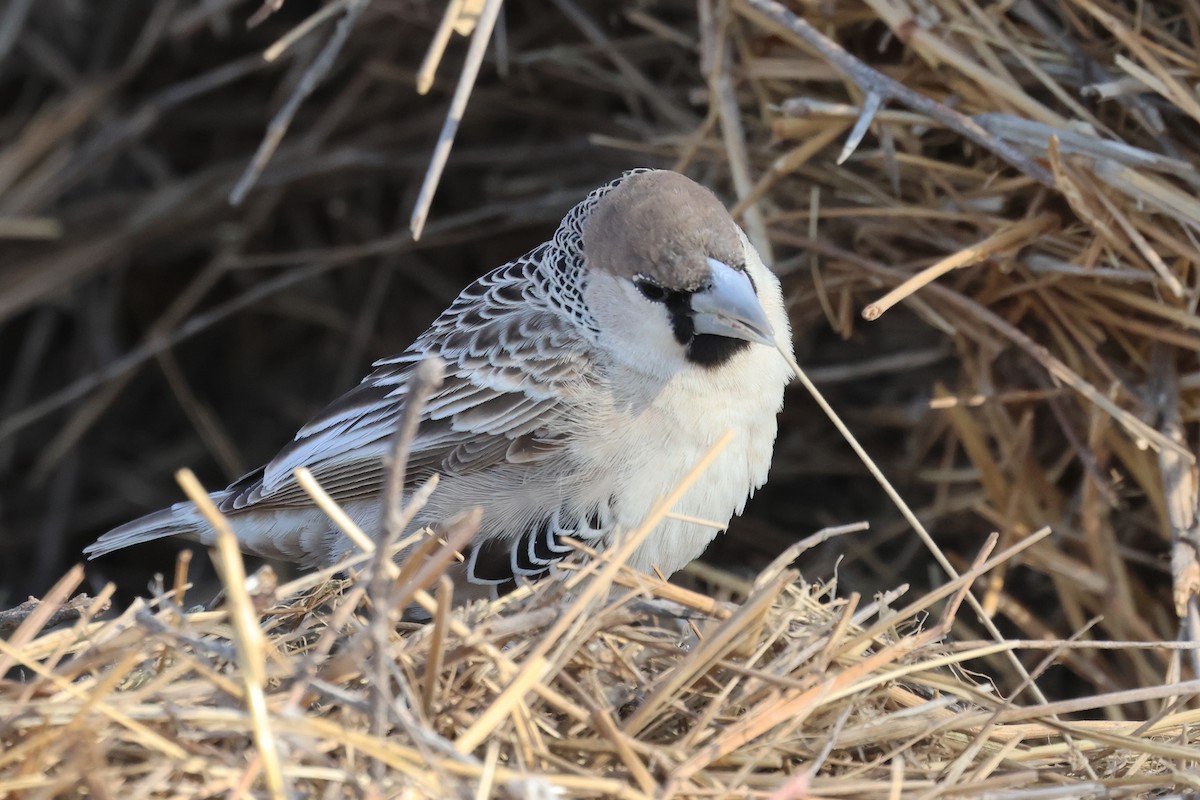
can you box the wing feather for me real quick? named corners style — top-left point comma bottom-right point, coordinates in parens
top-left (234, 253), bottom-right (594, 509)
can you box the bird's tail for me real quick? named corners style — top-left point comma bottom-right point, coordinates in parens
top-left (84, 498), bottom-right (219, 559)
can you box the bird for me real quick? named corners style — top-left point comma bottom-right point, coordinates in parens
top-left (86, 168), bottom-right (793, 597)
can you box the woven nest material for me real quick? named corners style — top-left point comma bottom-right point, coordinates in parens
top-left (0, 517), bottom-right (1194, 798)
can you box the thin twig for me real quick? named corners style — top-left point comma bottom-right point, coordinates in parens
top-left (863, 213), bottom-right (1060, 320)
top-left (369, 356), bottom-right (445, 775)
top-left (230, 0), bottom-right (369, 205)
top-left (0, 592), bottom-right (106, 634)
top-left (416, 0), bottom-right (470, 95)
top-left (263, 0), bottom-right (349, 63)
top-left (176, 469), bottom-right (288, 800)
top-left (738, 0), bottom-right (1055, 187)
top-left (409, 0), bottom-right (505, 239)
top-left (705, 0), bottom-right (773, 262)
top-left (380, 357), bottom-right (446, 542)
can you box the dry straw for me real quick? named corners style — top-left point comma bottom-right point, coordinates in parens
top-left (3, 472), bottom-right (1198, 797)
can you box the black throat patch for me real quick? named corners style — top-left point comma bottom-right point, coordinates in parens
top-left (662, 291), bottom-right (754, 368)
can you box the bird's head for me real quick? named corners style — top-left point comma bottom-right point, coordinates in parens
top-left (581, 170), bottom-right (779, 376)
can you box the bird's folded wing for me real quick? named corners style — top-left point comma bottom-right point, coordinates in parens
top-left (219, 260), bottom-right (593, 512)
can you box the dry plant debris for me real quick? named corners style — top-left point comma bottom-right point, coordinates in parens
top-left (719, 0), bottom-right (1200, 705)
top-left (1, 515), bottom-right (1197, 798)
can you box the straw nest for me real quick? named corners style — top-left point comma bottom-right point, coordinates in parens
top-left (1, 512), bottom-right (1195, 798)
top-left (4, 0), bottom-right (1200, 795)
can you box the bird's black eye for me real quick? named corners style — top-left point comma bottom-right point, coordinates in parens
top-left (634, 278), bottom-right (669, 303)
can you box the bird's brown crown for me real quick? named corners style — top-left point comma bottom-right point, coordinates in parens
top-left (581, 170), bottom-right (745, 290)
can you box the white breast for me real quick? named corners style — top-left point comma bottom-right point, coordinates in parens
top-left (573, 246), bottom-right (792, 575)
top-left (573, 337), bottom-right (788, 575)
